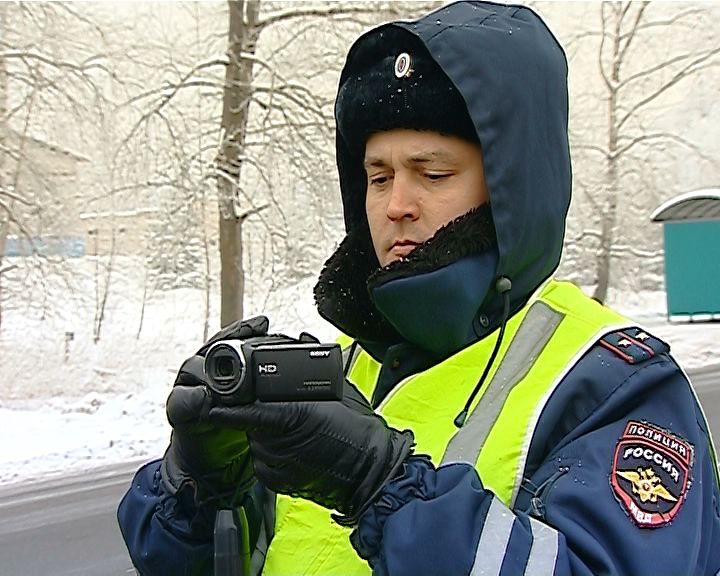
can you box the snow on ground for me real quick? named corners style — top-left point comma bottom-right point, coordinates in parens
top-left (0, 260), bottom-right (718, 486)
top-left (0, 259), bottom-right (338, 486)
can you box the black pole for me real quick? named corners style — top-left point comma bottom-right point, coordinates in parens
top-left (214, 508), bottom-right (247, 576)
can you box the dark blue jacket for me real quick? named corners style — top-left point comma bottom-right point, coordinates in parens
top-left (351, 335), bottom-right (720, 575)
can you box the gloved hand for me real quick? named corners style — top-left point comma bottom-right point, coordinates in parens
top-left (161, 316), bottom-right (270, 505)
top-left (207, 378), bottom-right (415, 525)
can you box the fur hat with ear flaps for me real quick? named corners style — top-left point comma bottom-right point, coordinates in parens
top-left (314, 25), bottom-right (497, 347)
top-left (334, 27), bottom-right (480, 160)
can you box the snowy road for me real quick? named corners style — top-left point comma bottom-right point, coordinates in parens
top-left (0, 461), bottom-right (143, 576)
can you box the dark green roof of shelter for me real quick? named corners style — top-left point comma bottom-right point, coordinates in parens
top-left (651, 188), bottom-right (720, 222)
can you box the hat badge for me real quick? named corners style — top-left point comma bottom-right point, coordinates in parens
top-left (394, 52), bottom-right (412, 79)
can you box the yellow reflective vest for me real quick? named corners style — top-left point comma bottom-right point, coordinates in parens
top-left (261, 280), bottom-right (632, 575)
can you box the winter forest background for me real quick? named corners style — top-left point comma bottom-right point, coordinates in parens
top-left (1, 0), bottom-right (719, 413)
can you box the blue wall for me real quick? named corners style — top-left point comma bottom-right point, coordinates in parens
top-left (664, 221), bottom-right (720, 316)
top-left (3, 236), bottom-right (86, 258)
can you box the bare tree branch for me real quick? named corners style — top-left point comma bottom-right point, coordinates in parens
top-left (257, 2), bottom-right (386, 28)
top-left (615, 131), bottom-right (720, 166)
top-left (627, 7), bottom-right (708, 37)
top-left (618, 47), bottom-right (720, 131)
top-left (598, 3), bottom-right (614, 92)
top-left (617, 2), bottom-right (648, 64)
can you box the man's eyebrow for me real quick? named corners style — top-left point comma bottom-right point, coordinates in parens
top-left (363, 150), bottom-right (454, 169)
top-left (408, 150), bottom-right (454, 163)
top-left (363, 156), bottom-right (387, 169)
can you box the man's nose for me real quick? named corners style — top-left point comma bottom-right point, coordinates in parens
top-left (386, 173), bottom-right (420, 221)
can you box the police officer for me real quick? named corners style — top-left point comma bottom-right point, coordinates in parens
top-left (118, 2), bottom-right (720, 574)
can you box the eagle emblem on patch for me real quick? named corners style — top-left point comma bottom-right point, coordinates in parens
top-left (610, 420), bottom-right (693, 527)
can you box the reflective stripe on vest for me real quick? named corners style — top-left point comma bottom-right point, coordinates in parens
top-left (261, 280), bottom-right (631, 575)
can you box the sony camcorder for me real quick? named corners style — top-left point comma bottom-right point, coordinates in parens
top-left (203, 335), bottom-right (344, 405)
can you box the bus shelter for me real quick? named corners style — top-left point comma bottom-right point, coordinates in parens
top-left (650, 188), bottom-right (720, 321)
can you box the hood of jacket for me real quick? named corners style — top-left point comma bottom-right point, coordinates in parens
top-left (315, 1), bottom-right (571, 358)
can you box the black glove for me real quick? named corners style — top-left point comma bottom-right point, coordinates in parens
top-left (161, 316), bottom-right (270, 505)
top-left (208, 378), bottom-right (415, 525)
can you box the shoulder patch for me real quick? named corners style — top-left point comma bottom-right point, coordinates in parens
top-left (610, 420), bottom-right (694, 528)
top-left (599, 328), bottom-right (670, 364)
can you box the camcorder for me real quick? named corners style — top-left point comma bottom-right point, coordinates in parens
top-left (203, 334), bottom-right (344, 405)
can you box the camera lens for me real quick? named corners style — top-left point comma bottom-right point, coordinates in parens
top-left (204, 340), bottom-right (246, 399)
top-left (207, 348), bottom-right (241, 386)
top-left (216, 356), bottom-right (235, 378)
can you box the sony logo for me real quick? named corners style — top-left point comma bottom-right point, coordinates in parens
top-left (309, 350), bottom-right (331, 358)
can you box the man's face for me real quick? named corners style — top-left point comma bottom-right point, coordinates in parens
top-left (364, 129), bottom-right (489, 267)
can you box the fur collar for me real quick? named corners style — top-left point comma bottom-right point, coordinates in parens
top-left (314, 204), bottom-right (496, 346)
